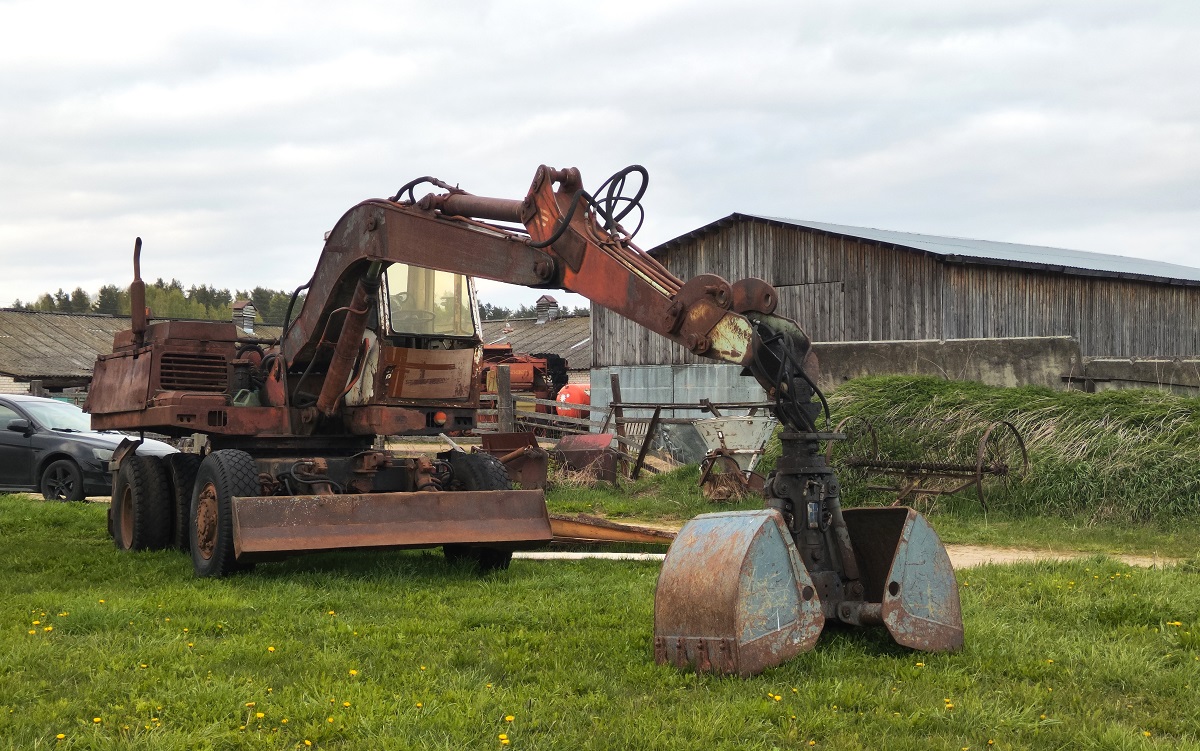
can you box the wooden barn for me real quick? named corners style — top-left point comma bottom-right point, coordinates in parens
top-left (592, 213), bottom-right (1200, 370)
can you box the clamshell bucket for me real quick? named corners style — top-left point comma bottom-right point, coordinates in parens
top-left (230, 490), bottom-right (553, 561)
top-left (654, 510), bottom-right (824, 676)
top-left (841, 506), bottom-right (964, 652)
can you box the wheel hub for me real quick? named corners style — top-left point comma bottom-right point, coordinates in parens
top-left (195, 482), bottom-right (219, 560)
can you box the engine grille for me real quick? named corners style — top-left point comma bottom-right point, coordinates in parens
top-left (159, 353), bottom-right (228, 392)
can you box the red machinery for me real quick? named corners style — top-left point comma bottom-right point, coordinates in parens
top-left (86, 165), bottom-right (961, 674)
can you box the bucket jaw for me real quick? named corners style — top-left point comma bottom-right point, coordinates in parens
top-left (841, 507), bottom-right (964, 652)
top-left (654, 510), bottom-right (824, 676)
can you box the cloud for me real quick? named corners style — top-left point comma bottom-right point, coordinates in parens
top-left (1, 0), bottom-right (1198, 311)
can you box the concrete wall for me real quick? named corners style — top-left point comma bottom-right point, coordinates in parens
top-left (812, 336), bottom-right (1081, 391)
top-left (1068, 358), bottom-right (1200, 395)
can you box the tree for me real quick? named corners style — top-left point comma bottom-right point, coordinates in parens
top-left (93, 285), bottom-right (126, 315)
top-left (69, 287), bottom-right (91, 313)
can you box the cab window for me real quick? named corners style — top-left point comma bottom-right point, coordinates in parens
top-left (385, 263), bottom-right (477, 337)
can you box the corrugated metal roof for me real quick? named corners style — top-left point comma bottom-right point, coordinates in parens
top-left (0, 310), bottom-right (282, 382)
top-left (655, 213), bottom-right (1200, 285)
top-left (480, 315), bottom-right (592, 369)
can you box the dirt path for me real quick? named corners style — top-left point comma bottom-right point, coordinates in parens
top-left (944, 544), bottom-right (1176, 569)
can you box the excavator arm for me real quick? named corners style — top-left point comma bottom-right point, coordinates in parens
top-left (283, 164), bottom-right (822, 434)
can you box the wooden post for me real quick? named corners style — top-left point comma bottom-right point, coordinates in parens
top-left (609, 372), bottom-right (624, 441)
top-left (497, 365), bottom-right (515, 433)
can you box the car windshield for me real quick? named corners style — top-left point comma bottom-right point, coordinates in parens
top-left (22, 400), bottom-right (92, 432)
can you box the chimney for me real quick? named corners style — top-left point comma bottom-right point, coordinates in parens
top-left (535, 295), bottom-right (559, 325)
top-left (232, 300), bottom-right (256, 334)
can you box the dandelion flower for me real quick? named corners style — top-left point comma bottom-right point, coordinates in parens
top-left (329, 610), bottom-right (336, 615)
top-left (501, 741), bottom-right (510, 747)
top-left (245, 702), bottom-right (256, 708)
top-left (416, 702), bottom-right (423, 708)
top-left (27, 630), bottom-right (35, 635)
top-left (1144, 731), bottom-right (1152, 737)
top-left (420, 666), bottom-right (426, 671)
top-left (505, 715), bottom-right (514, 722)
top-left (349, 669), bottom-right (358, 676)
top-left (32, 620), bottom-right (40, 625)
top-left (56, 734), bottom-right (65, 740)
top-left (305, 742), bottom-right (312, 747)
top-left (327, 717), bottom-right (334, 723)
top-left (499, 734), bottom-right (508, 741)
top-left (487, 683), bottom-right (494, 689)
top-left (44, 626), bottom-right (53, 632)
top-left (256, 712), bottom-right (264, 719)
top-left (915, 662), bottom-right (925, 667)
top-left (773, 695), bottom-right (781, 702)
top-left (93, 718), bottom-right (102, 724)
top-left (268, 646), bottom-right (275, 653)
top-left (188, 642), bottom-right (194, 648)
top-left (282, 718), bottom-right (288, 724)
top-left (343, 702), bottom-right (351, 707)
top-left (99, 600), bottom-right (105, 603)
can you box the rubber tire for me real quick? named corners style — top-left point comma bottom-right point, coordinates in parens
top-left (164, 453), bottom-right (203, 551)
top-left (112, 455), bottom-right (172, 551)
top-left (440, 452), bottom-right (515, 573)
top-left (40, 458), bottom-right (85, 502)
top-left (190, 449), bottom-right (259, 578)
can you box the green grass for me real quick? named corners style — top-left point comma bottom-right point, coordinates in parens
top-left (3, 495), bottom-right (1200, 750)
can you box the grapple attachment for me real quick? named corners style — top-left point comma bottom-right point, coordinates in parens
top-left (841, 507), bottom-right (963, 651)
top-left (653, 504), bottom-right (962, 675)
top-left (654, 510), bottom-right (824, 676)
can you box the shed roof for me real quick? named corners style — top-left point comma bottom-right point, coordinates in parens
top-left (0, 309), bottom-right (282, 382)
top-left (480, 315), bottom-right (591, 369)
top-left (654, 213), bottom-right (1200, 286)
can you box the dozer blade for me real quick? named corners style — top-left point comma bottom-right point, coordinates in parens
top-left (231, 490), bottom-right (552, 561)
top-left (841, 506), bottom-right (964, 652)
top-left (653, 510), bottom-right (824, 676)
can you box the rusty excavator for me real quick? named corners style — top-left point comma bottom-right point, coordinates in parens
top-left (86, 165), bottom-right (963, 676)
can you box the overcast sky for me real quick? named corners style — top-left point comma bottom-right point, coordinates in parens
top-left (1, 0), bottom-right (1197, 313)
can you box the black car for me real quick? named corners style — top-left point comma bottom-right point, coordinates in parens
top-left (0, 394), bottom-right (176, 501)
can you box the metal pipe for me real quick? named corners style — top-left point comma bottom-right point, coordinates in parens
top-left (315, 261), bottom-right (382, 417)
top-left (130, 237), bottom-right (146, 347)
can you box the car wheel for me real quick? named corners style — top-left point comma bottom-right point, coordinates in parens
top-left (190, 449), bottom-right (259, 578)
top-left (440, 452), bottom-right (514, 573)
top-left (164, 453), bottom-right (203, 551)
top-left (40, 458), bottom-right (85, 502)
top-left (112, 455), bottom-right (172, 551)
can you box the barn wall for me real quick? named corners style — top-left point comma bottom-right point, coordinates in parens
top-left (592, 220), bottom-right (1200, 367)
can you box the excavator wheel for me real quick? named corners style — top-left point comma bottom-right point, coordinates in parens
top-left (164, 453), bottom-right (203, 551)
top-left (190, 450), bottom-right (259, 578)
top-left (111, 455), bottom-right (172, 552)
top-left (441, 452), bottom-right (515, 572)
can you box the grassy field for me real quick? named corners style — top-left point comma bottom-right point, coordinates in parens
top-left (3, 494), bottom-right (1199, 750)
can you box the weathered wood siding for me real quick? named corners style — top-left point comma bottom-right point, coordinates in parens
top-left (591, 219), bottom-right (1200, 367)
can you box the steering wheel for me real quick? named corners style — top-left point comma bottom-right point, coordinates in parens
top-left (393, 310), bottom-right (436, 332)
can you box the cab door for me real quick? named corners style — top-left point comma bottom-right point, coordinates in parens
top-left (0, 401), bottom-right (33, 488)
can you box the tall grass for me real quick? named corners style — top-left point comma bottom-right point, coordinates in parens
top-left (765, 376), bottom-right (1200, 522)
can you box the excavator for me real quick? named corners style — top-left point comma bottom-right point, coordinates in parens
top-left (86, 164), bottom-right (962, 676)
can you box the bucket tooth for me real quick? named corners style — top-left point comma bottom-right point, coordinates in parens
top-left (653, 510), bottom-right (824, 676)
top-left (841, 507), bottom-right (964, 652)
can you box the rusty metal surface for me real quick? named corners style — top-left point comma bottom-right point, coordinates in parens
top-left (654, 509), bottom-right (824, 676)
top-left (548, 514), bottom-right (675, 545)
top-left (841, 507), bottom-right (964, 652)
top-left (480, 432), bottom-right (548, 489)
top-left (231, 489), bottom-right (552, 558)
top-left (552, 432), bottom-right (618, 482)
